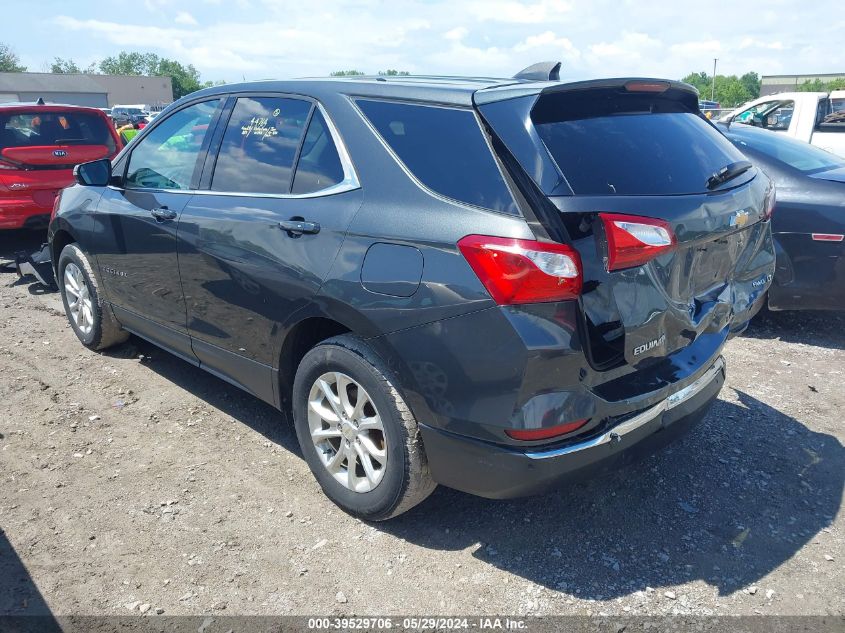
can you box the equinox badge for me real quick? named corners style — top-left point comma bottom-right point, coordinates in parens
top-left (633, 333), bottom-right (666, 356)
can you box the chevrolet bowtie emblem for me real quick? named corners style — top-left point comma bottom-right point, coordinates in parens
top-left (730, 209), bottom-right (751, 228)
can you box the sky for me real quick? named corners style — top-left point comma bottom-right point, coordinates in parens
top-left (5, 0), bottom-right (843, 83)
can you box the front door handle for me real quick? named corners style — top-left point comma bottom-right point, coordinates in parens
top-left (277, 218), bottom-right (321, 236)
top-left (150, 207), bottom-right (177, 222)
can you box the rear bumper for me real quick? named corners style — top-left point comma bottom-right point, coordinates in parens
top-left (420, 356), bottom-right (725, 499)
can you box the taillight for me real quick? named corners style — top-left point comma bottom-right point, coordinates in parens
top-left (599, 213), bottom-right (676, 272)
top-left (764, 184), bottom-right (776, 219)
top-left (51, 190), bottom-right (63, 221)
top-left (505, 418), bottom-right (589, 441)
top-left (457, 235), bottom-right (582, 305)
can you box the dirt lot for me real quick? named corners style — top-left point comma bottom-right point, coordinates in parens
top-left (1, 229), bottom-right (842, 618)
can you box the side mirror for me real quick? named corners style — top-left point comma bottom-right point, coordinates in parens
top-left (73, 158), bottom-right (112, 187)
top-left (767, 114), bottom-right (779, 127)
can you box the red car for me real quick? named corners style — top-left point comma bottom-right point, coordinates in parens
top-left (0, 102), bottom-right (122, 230)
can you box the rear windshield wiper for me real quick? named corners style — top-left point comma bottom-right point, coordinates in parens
top-left (706, 160), bottom-right (753, 190)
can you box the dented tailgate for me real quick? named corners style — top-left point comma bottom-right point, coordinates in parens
top-left (477, 78), bottom-right (776, 369)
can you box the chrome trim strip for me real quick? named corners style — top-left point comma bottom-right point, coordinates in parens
top-left (666, 356), bottom-right (724, 410)
top-left (525, 356), bottom-right (725, 460)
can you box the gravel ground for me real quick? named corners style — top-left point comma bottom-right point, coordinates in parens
top-left (0, 229), bottom-right (842, 618)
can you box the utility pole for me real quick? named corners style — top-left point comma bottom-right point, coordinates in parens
top-left (711, 58), bottom-right (718, 102)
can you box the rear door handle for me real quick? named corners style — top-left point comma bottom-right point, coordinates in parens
top-left (277, 219), bottom-right (321, 235)
top-left (150, 207), bottom-right (177, 222)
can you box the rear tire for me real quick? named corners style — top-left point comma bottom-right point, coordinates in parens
top-left (58, 244), bottom-right (128, 351)
top-left (291, 335), bottom-right (436, 521)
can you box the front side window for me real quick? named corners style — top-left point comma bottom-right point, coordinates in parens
top-left (763, 101), bottom-right (794, 131)
top-left (734, 100), bottom-right (793, 131)
top-left (211, 96), bottom-right (312, 194)
top-left (356, 99), bottom-right (517, 214)
top-left (734, 101), bottom-right (778, 123)
top-left (125, 99), bottom-right (219, 190)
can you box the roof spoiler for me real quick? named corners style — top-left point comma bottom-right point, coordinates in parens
top-left (474, 77), bottom-right (701, 107)
top-left (513, 61), bottom-right (561, 82)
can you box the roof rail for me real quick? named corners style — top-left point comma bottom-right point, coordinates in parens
top-left (513, 61), bottom-right (561, 82)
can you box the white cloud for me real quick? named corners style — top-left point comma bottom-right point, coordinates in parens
top-left (739, 37), bottom-right (784, 51)
top-left (513, 31), bottom-right (580, 64)
top-left (143, 0), bottom-right (169, 10)
top-left (174, 11), bottom-right (198, 26)
top-left (41, 0), bottom-right (845, 83)
top-left (669, 40), bottom-right (722, 56)
top-left (443, 27), bottom-right (468, 41)
top-left (468, 0), bottom-right (572, 24)
top-left (587, 32), bottom-right (662, 76)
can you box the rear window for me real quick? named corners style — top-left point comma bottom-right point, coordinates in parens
top-left (356, 99), bottom-right (517, 214)
top-left (0, 110), bottom-right (115, 153)
top-left (532, 93), bottom-right (748, 195)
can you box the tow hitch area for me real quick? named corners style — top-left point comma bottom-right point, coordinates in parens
top-left (15, 244), bottom-right (56, 289)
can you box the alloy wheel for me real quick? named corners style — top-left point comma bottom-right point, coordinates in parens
top-left (307, 371), bottom-right (387, 493)
top-left (63, 262), bottom-right (94, 336)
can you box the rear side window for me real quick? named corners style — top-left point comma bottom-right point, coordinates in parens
top-left (0, 110), bottom-right (115, 153)
top-left (532, 93), bottom-right (748, 195)
top-left (357, 99), bottom-right (517, 214)
top-left (211, 96), bottom-right (312, 194)
top-left (817, 98), bottom-right (845, 128)
top-left (291, 109), bottom-right (345, 194)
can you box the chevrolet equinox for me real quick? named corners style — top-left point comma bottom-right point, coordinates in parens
top-left (48, 63), bottom-right (776, 520)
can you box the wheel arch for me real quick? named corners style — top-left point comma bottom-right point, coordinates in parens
top-left (278, 316), bottom-right (352, 406)
top-left (275, 308), bottom-right (428, 426)
top-left (50, 227), bottom-right (79, 277)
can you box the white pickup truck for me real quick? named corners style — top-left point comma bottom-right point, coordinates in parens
top-left (721, 91), bottom-right (845, 158)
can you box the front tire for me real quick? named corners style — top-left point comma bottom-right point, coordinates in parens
top-left (292, 335), bottom-right (436, 521)
top-left (58, 244), bottom-right (128, 350)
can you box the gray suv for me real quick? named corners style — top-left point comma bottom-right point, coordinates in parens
top-left (49, 63), bottom-right (776, 519)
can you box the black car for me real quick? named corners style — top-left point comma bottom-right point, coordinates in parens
top-left (110, 106), bottom-right (146, 128)
top-left (719, 122), bottom-right (845, 310)
top-left (48, 67), bottom-right (775, 520)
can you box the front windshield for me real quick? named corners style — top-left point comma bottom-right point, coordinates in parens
top-left (730, 128), bottom-right (845, 174)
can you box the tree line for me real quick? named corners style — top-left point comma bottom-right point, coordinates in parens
top-left (681, 72), bottom-right (762, 106)
top-left (0, 43), bottom-right (218, 100)
top-left (682, 71), bottom-right (844, 106)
